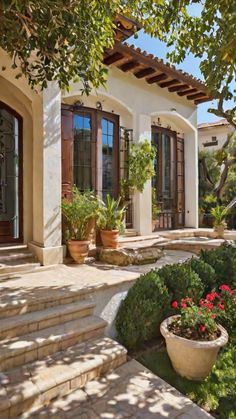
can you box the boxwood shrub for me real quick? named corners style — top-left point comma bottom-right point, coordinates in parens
top-left (157, 262), bottom-right (204, 303)
top-left (116, 271), bottom-right (170, 350)
top-left (199, 243), bottom-right (236, 288)
top-left (188, 257), bottom-right (216, 292)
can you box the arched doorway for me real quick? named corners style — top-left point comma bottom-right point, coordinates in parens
top-left (0, 102), bottom-right (23, 243)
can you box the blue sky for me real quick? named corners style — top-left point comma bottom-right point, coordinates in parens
top-left (128, 6), bottom-right (234, 124)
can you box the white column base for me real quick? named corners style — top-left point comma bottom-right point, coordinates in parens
top-left (29, 242), bottom-right (63, 265)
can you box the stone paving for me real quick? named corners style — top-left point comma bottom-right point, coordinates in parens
top-left (28, 360), bottom-right (213, 418)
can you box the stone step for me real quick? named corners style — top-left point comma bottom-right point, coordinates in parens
top-left (0, 300), bottom-right (95, 340)
top-left (0, 316), bottom-right (107, 371)
top-left (0, 251), bottom-right (36, 264)
top-left (0, 336), bottom-right (127, 418)
top-left (0, 263), bottom-right (41, 276)
top-left (0, 287), bottom-right (94, 319)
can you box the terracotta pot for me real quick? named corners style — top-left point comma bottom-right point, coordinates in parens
top-left (160, 315), bottom-right (228, 381)
top-left (100, 230), bottom-right (119, 249)
top-left (67, 240), bottom-right (90, 264)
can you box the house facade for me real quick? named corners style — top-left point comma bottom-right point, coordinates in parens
top-left (0, 17), bottom-right (212, 265)
top-left (198, 119), bottom-right (234, 152)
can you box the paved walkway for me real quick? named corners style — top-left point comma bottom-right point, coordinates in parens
top-left (29, 360), bottom-right (213, 418)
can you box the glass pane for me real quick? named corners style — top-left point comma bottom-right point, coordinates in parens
top-left (0, 108), bottom-right (20, 239)
top-left (73, 113), bottom-right (92, 191)
top-left (102, 118), bottom-right (114, 199)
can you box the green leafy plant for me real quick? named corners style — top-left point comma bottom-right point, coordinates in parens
top-left (61, 187), bottom-right (99, 241)
top-left (116, 271), bottom-right (170, 350)
top-left (152, 187), bottom-right (161, 219)
top-left (97, 194), bottom-right (126, 233)
top-left (200, 243), bottom-right (236, 288)
top-left (189, 258), bottom-right (216, 293)
top-left (157, 263), bottom-right (204, 304)
top-left (211, 205), bottom-right (229, 227)
top-left (120, 140), bottom-right (155, 197)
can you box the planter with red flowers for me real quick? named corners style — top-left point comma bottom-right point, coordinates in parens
top-left (160, 286), bottom-right (235, 381)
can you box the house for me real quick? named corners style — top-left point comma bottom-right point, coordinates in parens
top-left (198, 119), bottom-right (233, 152)
top-left (0, 16), bottom-right (212, 265)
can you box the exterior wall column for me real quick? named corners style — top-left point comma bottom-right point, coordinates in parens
top-left (29, 82), bottom-right (63, 265)
top-left (133, 113), bottom-right (152, 235)
top-left (184, 129), bottom-right (198, 228)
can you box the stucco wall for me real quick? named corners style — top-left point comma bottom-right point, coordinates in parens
top-left (198, 125), bottom-right (233, 152)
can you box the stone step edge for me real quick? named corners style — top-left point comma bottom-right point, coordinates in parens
top-left (0, 300), bottom-right (95, 337)
top-left (0, 253), bottom-right (35, 262)
top-left (0, 287), bottom-right (95, 318)
top-left (0, 316), bottom-right (107, 367)
top-left (0, 337), bottom-right (127, 416)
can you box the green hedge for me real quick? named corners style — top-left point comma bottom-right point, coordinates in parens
top-left (116, 243), bottom-right (236, 351)
top-left (116, 271), bottom-right (170, 350)
top-left (199, 243), bottom-right (236, 288)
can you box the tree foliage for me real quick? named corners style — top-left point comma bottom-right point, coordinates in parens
top-left (0, 0), bottom-right (235, 104)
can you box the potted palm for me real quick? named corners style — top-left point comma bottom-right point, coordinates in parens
top-left (160, 286), bottom-right (234, 381)
top-left (97, 195), bottom-right (126, 249)
top-left (211, 205), bottom-right (229, 238)
top-left (61, 187), bottom-right (99, 263)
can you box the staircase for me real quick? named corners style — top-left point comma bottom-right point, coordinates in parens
top-left (0, 289), bottom-right (127, 417)
top-left (0, 245), bottom-right (41, 279)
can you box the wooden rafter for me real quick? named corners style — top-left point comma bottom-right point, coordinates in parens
top-left (119, 60), bottom-right (139, 72)
top-left (147, 73), bottom-right (168, 84)
top-left (187, 92), bottom-right (207, 100)
top-left (178, 88), bottom-right (198, 96)
top-left (134, 67), bottom-right (156, 78)
top-left (159, 79), bottom-right (181, 88)
top-left (168, 84), bottom-right (189, 92)
top-left (104, 52), bottom-right (124, 66)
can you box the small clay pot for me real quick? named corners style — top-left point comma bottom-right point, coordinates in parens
top-left (67, 240), bottom-right (90, 264)
top-left (100, 230), bottom-right (119, 249)
top-left (160, 315), bottom-right (228, 381)
top-left (213, 225), bottom-right (225, 239)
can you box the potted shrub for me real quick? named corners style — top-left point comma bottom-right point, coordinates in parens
top-left (97, 194), bottom-right (126, 249)
top-left (61, 187), bottom-right (99, 263)
top-left (160, 286), bottom-right (235, 381)
top-left (211, 205), bottom-right (229, 238)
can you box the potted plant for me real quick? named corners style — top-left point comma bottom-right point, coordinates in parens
top-left (160, 286), bottom-right (234, 381)
top-left (61, 187), bottom-right (99, 263)
top-left (211, 205), bottom-right (229, 238)
top-left (97, 194), bottom-right (126, 249)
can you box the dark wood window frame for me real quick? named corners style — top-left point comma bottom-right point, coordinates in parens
top-left (61, 104), bottom-right (120, 199)
top-left (0, 101), bottom-right (23, 244)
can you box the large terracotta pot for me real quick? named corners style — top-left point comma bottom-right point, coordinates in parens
top-left (67, 240), bottom-right (90, 264)
top-left (160, 315), bottom-right (228, 381)
top-left (100, 230), bottom-right (119, 249)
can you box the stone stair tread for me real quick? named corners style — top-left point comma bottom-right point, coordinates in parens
top-left (0, 315), bottom-right (106, 360)
top-left (0, 252), bottom-right (34, 262)
top-left (0, 300), bottom-right (95, 335)
top-left (0, 337), bottom-right (127, 414)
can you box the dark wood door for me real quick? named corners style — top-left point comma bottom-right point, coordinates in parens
top-left (61, 105), bottom-right (119, 200)
top-left (152, 126), bottom-right (185, 230)
top-left (0, 103), bottom-right (23, 243)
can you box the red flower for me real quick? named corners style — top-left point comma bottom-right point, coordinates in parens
top-left (210, 314), bottom-right (216, 319)
top-left (199, 298), bottom-right (205, 307)
top-left (206, 302), bottom-right (214, 311)
top-left (171, 301), bottom-right (178, 309)
top-left (181, 302), bottom-right (187, 309)
top-left (218, 303), bottom-right (225, 310)
top-left (199, 324), bottom-right (206, 333)
top-left (206, 293), bottom-right (214, 302)
top-left (219, 285), bottom-right (231, 292)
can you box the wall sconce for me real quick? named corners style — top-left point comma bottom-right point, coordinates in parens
top-left (157, 118), bottom-right (161, 126)
top-left (171, 107), bottom-right (176, 112)
top-left (167, 124), bottom-right (171, 130)
top-left (96, 101), bottom-right (102, 110)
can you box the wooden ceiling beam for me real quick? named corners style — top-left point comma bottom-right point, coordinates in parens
top-left (134, 67), bottom-right (156, 79)
top-left (178, 88), bottom-right (198, 97)
top-left (187, 92), bottom-right (208, 100)
top-left (103, 52), bottom-right (124, 65)
top-left (168, 84), bottom-right (189, 92)
top-left (159, 79), bottom-right (181, 88)
top-left (147, 73), bottom-right (168, 84)
top-left (119, 60), bottom-right (139, 72)
top-left (195, 97), bottom-right (212, 105)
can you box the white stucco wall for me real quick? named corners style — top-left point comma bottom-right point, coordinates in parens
top-left (198, 125), bottom-right (233, 152)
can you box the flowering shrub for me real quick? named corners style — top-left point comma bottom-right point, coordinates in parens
top-left (169, 285), bottom-right (235, 341)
